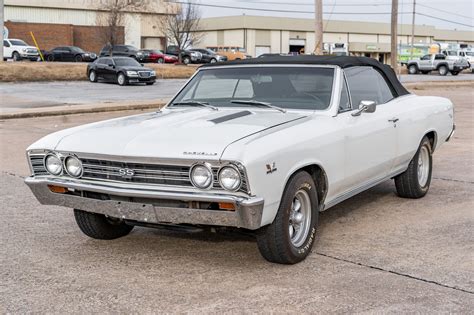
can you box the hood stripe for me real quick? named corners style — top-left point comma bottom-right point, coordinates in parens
top-left (209, 111), bottom-right (253, 124)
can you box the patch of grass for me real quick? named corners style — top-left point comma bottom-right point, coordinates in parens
top-left (0, 62), bottom-right (197, 82)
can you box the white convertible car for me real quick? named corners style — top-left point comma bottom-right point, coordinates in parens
top-left (25, 56), bottom-right (455, 264)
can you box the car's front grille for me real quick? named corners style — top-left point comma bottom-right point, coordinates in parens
top-left (28, 153), bottom-right (249, 193)
top-left (138, 71), bottom-right (151, 78)
top-left (26, 48), bottom-right (38, 54)
top-left (81, 158), bottom-right (192, 187)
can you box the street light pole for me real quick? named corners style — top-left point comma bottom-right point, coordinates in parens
top-left (410, 0), bottom-right (416, 59)
top-left (314, 0), bottom-right (323, 55)
top-left (391, 0), bottom-right (398, 72)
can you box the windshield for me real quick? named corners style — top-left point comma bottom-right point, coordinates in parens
top-left (115, 58), bottom-right (141, 67)
top-left (171, 67), bottom-right (334, 111)
top-left (71, 47), bottom-right (84, 53)
top-left (10, 40), bottom-right (28, 46)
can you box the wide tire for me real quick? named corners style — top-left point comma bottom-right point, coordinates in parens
top-left (256, 171), bottom-right (319, 264)
top-left (12, 51), bottom-right (21, 61)
top-left (408, 64), bottom-right (418, 74)
top-left (74, 209), bottom-right (133, 240)
top-left (395, 137), bottom-right (433, 199)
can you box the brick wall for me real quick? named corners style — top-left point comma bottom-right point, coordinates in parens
top-left (5, 22), bottom-right (124, 54)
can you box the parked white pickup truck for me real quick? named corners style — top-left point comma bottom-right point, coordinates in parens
top-left (407, 53), bottom-right (469, 76)
top-left (3, 38), bottom-right (39, 61)
top-left (443, 49), bottom-right (474, 73)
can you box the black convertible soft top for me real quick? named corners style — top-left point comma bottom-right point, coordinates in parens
top-left (201, 55), bottom-right (409, 97)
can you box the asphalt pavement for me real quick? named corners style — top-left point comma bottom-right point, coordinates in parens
top-left (0, 84), bottom-right (472, 312)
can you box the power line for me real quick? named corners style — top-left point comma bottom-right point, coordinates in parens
top-left (164, 1), bottom-right (410, 15)
top-left (416, 12), bottom-right (473, 28)
top-left (417, 3), bottom-right (473, 20)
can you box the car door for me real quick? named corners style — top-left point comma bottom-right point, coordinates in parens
top-left (3, 40), bottom-right (12, 58)
top-left (336, 67), bottom-right (398, 193)
top-left (62, 47), bottom-right (74, 61)
top-left (95, 58), bottom-right (107, 78)
top-left (418, 55), bottom-right (431, 70)
top-left (103, 58), bottom-right (117, 80)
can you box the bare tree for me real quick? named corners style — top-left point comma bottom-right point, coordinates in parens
top-left (96, 0), bottom-right (147, 51)
top-left (159, 0), bottom-right (203, 63)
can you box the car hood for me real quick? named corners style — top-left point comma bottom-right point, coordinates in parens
top-left (38, 108), bottom-right (306, 160)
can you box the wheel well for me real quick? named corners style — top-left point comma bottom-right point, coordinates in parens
top-left (425, 131), bottom-right (437, 152)
top-left (297, 164), bottom-right (328, 208)
top-left (436, 63), bottom-right (448, 69)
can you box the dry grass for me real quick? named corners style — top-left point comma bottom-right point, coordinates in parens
top-left (0, 62), bottom-right (198, 82)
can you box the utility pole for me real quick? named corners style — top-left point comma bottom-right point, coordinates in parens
top-left (390, 0), bottom-right (398, 72)
top-left (410, 0), bottom-right (416, 59)
top-left (314, 0), bottom-right (323, 55)
top-left (0, 0), bottom-right (4, 63)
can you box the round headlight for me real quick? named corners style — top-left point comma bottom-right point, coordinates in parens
top-left (190, 163), bottom-right (213, 189)
top-left (44, 154), bottom-right (62, 175)
top-left (64, 156), bottom-right (83, 178)
top-left (219, 166), bottom-right (242, 191)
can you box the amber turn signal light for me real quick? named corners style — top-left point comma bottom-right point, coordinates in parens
top-left (218, 202), bottom-right (235, 211)
top-left (48, 185), bottom-right (68, 194)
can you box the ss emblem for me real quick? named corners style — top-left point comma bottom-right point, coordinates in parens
top-left (118, 168), bottom-right (135, 178)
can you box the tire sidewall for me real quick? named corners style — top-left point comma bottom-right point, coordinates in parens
top-left (117, 73), bottom-right (127, 86)
top-left (279, 172), bottom-right (319, 261)
top-left (157, 58), bottom-right (164, 64)
top-left (183, 56), bottom-right (191, 65)
top-left (439, 65), bottom-right (448, 76)
top-left (416, 138), bottom-right (433, 193)
top-left (13, 52), bottom-right (20, 61)
top-left (89, 70), bottom-right (96, 82)
top-left (409, 65), bottom-right (418, 74)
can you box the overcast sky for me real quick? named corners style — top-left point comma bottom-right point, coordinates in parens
top-left (194, 0), bottom-right (474, 32)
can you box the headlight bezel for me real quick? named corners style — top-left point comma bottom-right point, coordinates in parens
top-left (64, 155), bottom-right (83, 178)
top-left (126, 70), bottom-right (138, 77)
top-left (189, 162), bottom-right (214, 190)
top-left (43, 153), bottom-right (63, 176)
top-left (218, 164), bottom-right (243, 192)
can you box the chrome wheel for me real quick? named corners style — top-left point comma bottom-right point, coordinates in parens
top-left (117, 73), bottom-right (126, 85)
top-left (417, 146), bottom-right (430, 187)
top-left (89, 71), bottom-right (96, 82)
top-left (289, 189), bottom-right (312, 247)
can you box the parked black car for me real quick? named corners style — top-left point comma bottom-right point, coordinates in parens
top-left (165, 45), bottom-right (202, 64)
top-left (189, 48), bottom-right (227, 63)
top-left (44, 46), bottom-right (97, 62)
top-left (99, 44), bottom-right (146, 62)
top-left (87, 57), bottom-right (156, 86)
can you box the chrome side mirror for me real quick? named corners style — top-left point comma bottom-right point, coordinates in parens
top-left (352, 100), bottom-right (377, 116)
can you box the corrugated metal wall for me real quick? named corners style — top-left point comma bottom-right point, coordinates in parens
top-left (5, 6), bottom-right (97, 26)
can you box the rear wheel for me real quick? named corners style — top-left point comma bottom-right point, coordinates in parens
top-left (256, 171), bottom-right (318, 264)
top-left (408, 64), bottom-right (418, 74)
top-left (89, 70), bottom-right (97, 82)
top-left (74, 209), bottom-right (134, 240)
top-left (117, 72), bottom-right (128, 86)
top-left (438, 65), bottom-right (448, 76)
top-left (395, 137), bottom-right (433, 199)
top-left (47, 54), bottom-right (54, 62)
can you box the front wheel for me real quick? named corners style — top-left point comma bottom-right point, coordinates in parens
top-left (74, 55), bottom-right (83, 62)
top-left (157, 58), bottom-right (164, 64)
top-left (395, 136), bottom-right (433, 199)
top-left (74, 209), bottom-right (134, 240)
top-left (182, 56), bottom-right (191, 65)
top-left (210, 58), bottom-right (217, 63)
top-left (89, 70), bottom-right (97, 82)
top-left (256, 171), bottom-right (318, 264)
top-left (117, 73), bottom-right (128, 86)
top-left (12, 51), bottom-right (21, 61)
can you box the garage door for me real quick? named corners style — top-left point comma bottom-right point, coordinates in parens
top-left (255, 46), bottom-right (271, 57)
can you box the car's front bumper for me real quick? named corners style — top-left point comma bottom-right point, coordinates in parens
top-left (25, 177), bottom-right (264, 230)
top-left (127, 75), bottom-right (157, 83)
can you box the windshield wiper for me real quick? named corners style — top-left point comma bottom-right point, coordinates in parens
top-left (231, 100), bottom-right (286, 113)
top-left (171, 101), bottom-right (218, 111)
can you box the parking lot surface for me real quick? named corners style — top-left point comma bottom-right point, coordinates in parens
top-left (0, 84), bottom-right (473, 313)
top-left (1, 74), bottom-right (474, 113)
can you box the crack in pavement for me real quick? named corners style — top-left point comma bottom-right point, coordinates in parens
top-left (315, 252), bottom-right (474, 295)
top-left (433, 177), bottom-right (474, 184)
top-left (1, 171), bottom-right (26, 179)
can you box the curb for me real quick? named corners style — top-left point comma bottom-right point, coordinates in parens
top-left (0, 102), bottom-right (167, 120)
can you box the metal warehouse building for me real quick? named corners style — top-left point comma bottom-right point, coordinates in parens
top-left (4, 0), bottom-right (179, 53)
top-left (197, 16), bottom-right (474, 64)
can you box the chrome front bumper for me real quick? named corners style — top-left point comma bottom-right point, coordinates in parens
top-left (25, 177), bottom-right (264, 230)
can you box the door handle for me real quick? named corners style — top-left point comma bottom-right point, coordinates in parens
top-left (388, 118), bottom-right (399, 123)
